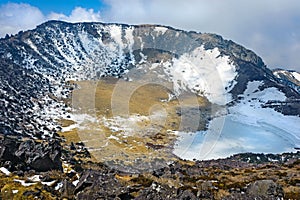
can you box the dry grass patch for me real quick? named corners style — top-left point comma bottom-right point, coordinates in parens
top-left (58, 78), bottom-right (211, 168)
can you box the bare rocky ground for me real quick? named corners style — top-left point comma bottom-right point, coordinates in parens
top-left (0, 135), bottom-right (299, 199)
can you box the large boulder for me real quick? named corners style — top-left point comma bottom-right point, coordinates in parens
top-left (0, 136), bottom-right (62, 172)
top-left (246, 180), bottom-right (284, 199)
top-left (75, 170), bottom-right (132, 199)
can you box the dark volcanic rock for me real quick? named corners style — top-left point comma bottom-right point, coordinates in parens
top-left (135, 183), bottom-right (178, 200)
top-left (75, 170), bottom-right (132, 199)
top-left (177, 189), bottom-right (198, 200)
top-left (61, 179), bottom-right (76, 199)
top-left (224, 180), bottom-right (285, 200)
top-left (0, 59), bottom-right (58, 138)
top-left (246, 180), bottom-right (284, 199)
top-left (0, 137), bottom-right (22, 165)
top-left (0, 136), bottom-right (62, 172)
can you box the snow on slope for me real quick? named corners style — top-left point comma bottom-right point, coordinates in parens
top-left (163, 46), bottom-right (237, 105)
top-left (292, 71), bottom-right (300, 82)
top-left (22, 24), bottom-right (136, 83)
top-left (20, 22), bottom-right (239, 106)
top-left (173, 81), bottom-right (300, 160)
top-left (155, 27), bottom-right (168, 35)
top-left (273, 69), bottom-right (300, 85)
top-left (274, 69), bottom-right (300, 82)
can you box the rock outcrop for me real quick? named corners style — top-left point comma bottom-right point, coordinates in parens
top-left (0, 136), bottom-right (62, 172)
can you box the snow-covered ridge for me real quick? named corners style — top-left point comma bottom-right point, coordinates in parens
top-left (23, 23), bottom-right (136, 81)
top-left (273, 69), bottom-right (300, 85)
top-left (273, 69), bottom-right (300, 93)
top-left (11, 22), bottom-right (240, 105)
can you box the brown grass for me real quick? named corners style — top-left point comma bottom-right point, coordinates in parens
top-left (58, 78), bottom-right (210, 166)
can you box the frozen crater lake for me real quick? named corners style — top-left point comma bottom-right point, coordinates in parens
top-left (173, 81), bottom-right (300, 160)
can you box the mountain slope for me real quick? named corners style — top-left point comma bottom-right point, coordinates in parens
top-left (0, 21), bottom-right (299, 160)
top-left (273, 68), bottom-right (300, 92)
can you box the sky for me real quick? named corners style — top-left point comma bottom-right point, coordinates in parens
top-left (0, 0), bottom-right (300, 71)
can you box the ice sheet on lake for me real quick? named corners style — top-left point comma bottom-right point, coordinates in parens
top-left (173, 81), bottom-right (300, 160)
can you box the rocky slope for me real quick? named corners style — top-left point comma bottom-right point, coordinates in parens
top-left (1, 135), bottom-right (299, 199)
top-left (273, 68), bottom-right (300, 92)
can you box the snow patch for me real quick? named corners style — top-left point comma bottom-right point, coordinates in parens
top-left (0, 167), bottom-right (11, 176)
top-left (155, 27), bottom-right (168, 35)
top-left (42, 180), bottom-right (56, 186)
top-left (14, 179), bottom-right (37, 187)
top-left (102, 110), bottom-right (167, 137)
top-left (292, 71), bottom-right (300, 82)
top-left (242, 81), bottom-right (286, 102)
top-left (69, 113), bottom-right (98, 124)
top-left (109, 25), bottom-right (123, 48)
top-left (72, 179), bottom-right (80, 186)
top-left (28, 175), bottom-right (41, 182)
top-left (55, 182), bottom-right (63, 190)
top-left (163, 46), bottom-right (237, 105)
top-left (125, 27), bottom-right (135, 65)
top-left (108, 135), bottom-right (120, 141)
top-left (61, 124), bottom-right (79, 132)
top-left (102, 115), bottom-right (149, 136)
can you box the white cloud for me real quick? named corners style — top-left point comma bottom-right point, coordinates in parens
top-left (0, 3), bottom-right (44, 37)
top-left (48, 7), bottom-right (101, 23)
top-left (0, 3), bottom-right (102, 37)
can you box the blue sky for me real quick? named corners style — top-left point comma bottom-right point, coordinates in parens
top-left (0, 0), bottom-right (300, 71)
top-left (0, 0), bottom-right (107, 14)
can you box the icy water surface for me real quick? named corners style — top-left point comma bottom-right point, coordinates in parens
top-left (173, 115), bottom-right (299, 160)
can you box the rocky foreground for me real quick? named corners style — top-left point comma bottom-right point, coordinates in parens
top-left (0, 135), bottom-right (299, 199)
